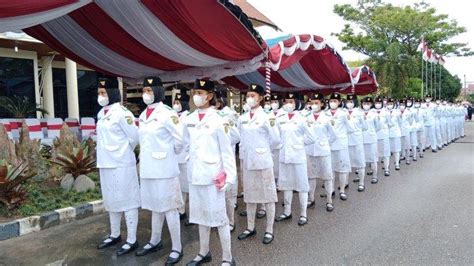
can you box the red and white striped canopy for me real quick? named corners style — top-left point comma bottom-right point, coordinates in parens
top-left (0, 0), bottom-right (266, 82)
top-left (330, 65), bottom-right (379, 95)
top-left (222, 34), bottom-right (354, 92)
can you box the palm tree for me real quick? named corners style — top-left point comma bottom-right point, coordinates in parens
top-left (0, 96), bottom-right (48, 118)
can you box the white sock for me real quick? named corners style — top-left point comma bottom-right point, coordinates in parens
top-left (179, 193), bottom-right (187, 214)
top-left (218, 225), bottom-right (232, 262)
top-left (371, 163), bottom-right (378, 179)
top-left (108, 211), bottom-right (122, 240)
top-left (259, 203), bottom-right (266, 212)
top-left (309, 179), bottom-right (317, 203)
top-left (226, 197), bottom-right (235, 226)
top-left (283, 190), bottom-right (293, 215)
top-left (394, 152), bottom-right (400, 167)
top-left (299, 192), bottom-right (308, 218)
top-left (165, 209), bottom-right (182, 258)
top-left (246, 203), bottom-right (257, 231)
top-left (412, 145), bottom-right (417, 158)
top-left (324, 180), bottom-right (333, 204)
top-left (358, 168), bottom-right (365, 186)
top-left (339, 173), bottom-right (347, 193)
top-left (197, 225), bottom-right (210, 257)
top-left (265, 203), bottom-right (275, 234)
top-left (384, 156), bottom-right (390, 171)
top-left (150, 211), bottom-right (165, 246)
top-left (124, 209), bottom-right (138, 245)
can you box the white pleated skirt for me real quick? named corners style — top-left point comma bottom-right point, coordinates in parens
top-left (377, 138), bottom-right (391, 158)
top-left (390, 137), bottom-right (401, 152)
top-left (307, 155), bottom-right (333, 180)
top-left (178, 163), bottom-right (189, 193)
top-left (364, 143), bottom-right (378, 163)
top-left (330, 149), bottom-right (351, 173)
top-left (99, 166), bottom-right (141, 212)
top-left (140, 177), bottom-right (183, 213)
top-left (348, 143), bottom-right (366, 168)
top-left (189, 184), bottom-right (228, 227)
top-left (278, 163), bottom-right (309, 192)
top-left (242, 160), bottom-right (277, 203)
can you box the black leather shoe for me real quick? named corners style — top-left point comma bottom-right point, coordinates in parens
top-left (117, 241), bottom-right (139, 256)
top-left (222, 258), bottom-right (236, 266)
top-left (384, 171), bottom-right (390, 176)
top-left (326, 203), bottom-right (334, 212)
top-left (298, 216), bottom-right (308, 226)
top-left (352, 178), bottom-right (360, 183)
top-left (97, 235), bottom-right (121, 249)
top-left (307, 201), bottom-right (316, 208)
top-left (367, 171), bottom-right (373, 175)
top-left (239, 210), bottom-right (247, 217)
top-left (432, 149), bottom-right (437, 153)
top-left (371, 178), bottom-right (378, 184)
top-left (395, 165), bottom-right (400, 171)
top-left (339, 192), bottom-right (348, 201)
top-left (229, 224), bottom-right (235, 233)
top-left (263, 232), bottom-right (274, 244)
top-left (237, 229), bottom-right (256, 240)
top-left (135, 241), bottom-right (163, 256)
top-left (186, 252), bottom-right (212, 266)
top-left (166, 249), bottom-right (183, 265)
top-left (275, 213), bottom-right (292, 222)
top-left (256, 209), bottom-right (267, 219)
top-left (180, 213), bottom-right (187, 220)
top-left (358, 185), bottom-right (365, 192)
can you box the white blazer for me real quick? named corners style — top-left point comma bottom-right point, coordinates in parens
top-left (96, 103), bottom-right (138, 168)
top-left (183, 108), bottom-right (237, 186)
top-left (324, 108), bottom-right (355, 151)
top-left (138, 102), bottom-right (183, 179)
top-left (375, 108), bottom-right (391, 140)
top-left (388, 109), bottom-right (402, 138)
top-left (238, 107), bottom-right (280, 170)
top-left (346, 108), bottom-right (368, 146)
top-left (305, 111), bottom-right (337, 157)
top-left (176, 110), bottom-right (190, 164)
top-left (277, 111), bottom-right (315, 164)
top-left (362, 109), bottom-right (380, 144)
top-left (399, 108), bottom-right (413, 136)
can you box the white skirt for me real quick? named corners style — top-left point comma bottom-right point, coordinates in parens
top-left (348, 143), bottom-right (366, 168)
top-left (140, 177), bottom-right (183, 213)
top-left (99, 166), bottom-right (141, 212)
top-left (364, 143), bottom-right (378, 163)
top-left (178, 163), bottom-right (189, 193)
top-left (390, 137), bottom-right (402, 152)
top-left (401, 135), bottom-right (411, 150)
top-left (377, 138), bottom-right (391, 158)
top-left (410, 132), bottom-right (418, 147)
top-left (242, 160), bottom-right (277, 203)
top-left (330, 149), bottom-right (351, 173)
top-left (189, 184), bottom-right (228, 227)
top-left (278, 163), bottom-right (309, 192)
top-left (307, 155), bottom-right (333, 180)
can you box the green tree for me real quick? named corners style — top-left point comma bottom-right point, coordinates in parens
top-left (333, 0), bottom-right (471, 97)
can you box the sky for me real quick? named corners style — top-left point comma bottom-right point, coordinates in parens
top-left (249, 0), bottom-right (474, 86)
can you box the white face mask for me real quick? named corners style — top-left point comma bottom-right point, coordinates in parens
top-left (414, 103), bottom-right (421, 108)
top-left (383, 100), bottom-right (388, 105)
top-left (375, 103), bottom-right (382, 109)
top-left (407, 101), bottom-right (413, 107)
top-left (173, 104), bottom-right (182, 112)
top-left (193, 94), bottom-right (207, 108)
top-left (143, 93), bottom-right (154, 105)
top-left (436, 100), bottom-right (441, 104)
top-left (264, 104), bottom-right (271, 111)
top-left (311, 104), bottom-right (320, 112)
top-left (400, 105), bottom-right (406, 110)
top-left (246, 97), bottom-right (257, 108)
top-left (271, 102), bottom-right (279, 111)
top-left (98, 95), bottom-right (109, 107)
top-left (283, 103), bottom-right (295, 112)
top-left (426, 98), bottom-right (432, 103)
top-left (346, 102), bottom-right (355, 109)
top-left (329, 102), bottom-right (339, 110)
top-left (387, 104), bottom-right (394, 110)
top-left (242, 103), bottom-right (251, 112)
top-left (362, 104), bottom-right (371, 110)
top-left (442, 101), bottom-right (447, 105)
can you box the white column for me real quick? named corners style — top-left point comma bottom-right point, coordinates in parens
top-left (65, 58), bottom-right (79, 119)
top-left (41, 56), bottom-right (55, 118)
top-left (117, 77), bottom-right (124, 103)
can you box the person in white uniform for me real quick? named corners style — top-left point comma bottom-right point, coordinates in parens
top-left (326, 92), bottom-right (355, 200)
top-left (413, 99), bottom-right (426, 159)
top-left (183, 79), bottom-right (237, 266)
top-left (406, 97), bottom-right (419, 161)
top-left (275, 92), bottom-right (315, 226)
top-left (374, 97), bottom-right (392, 177)
top-left (360, 97), bottom-right (380, 184)
top-left (237, 84), bottom-right (280, 245)
top-left (305, 92), bottom-right (336, 211)
top-left (398, 98), bottom-right (414, 165)
top-left (174, 89), bottom-right (192, 226)
top-left (95, 78), bottom-right (141, 256)
top-left (135, 77), bottom-right (184, 264)
top-left (345, 94), bottom-right (368, 192)
top-left (423, 94), bottom-right (438, 153)
top-left (387, 98), bottom-right (402, 171)
top-left (270, 94), bottom-right (283, 185)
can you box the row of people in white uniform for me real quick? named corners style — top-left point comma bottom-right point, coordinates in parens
top-left (94, 76), bottom-right (466, 266)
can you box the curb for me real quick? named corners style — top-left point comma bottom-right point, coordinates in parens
top-left (0, 200), bottom-right (104, 241)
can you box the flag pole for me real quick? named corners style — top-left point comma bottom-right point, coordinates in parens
top-left (421, 49), bottom-right (424, 97)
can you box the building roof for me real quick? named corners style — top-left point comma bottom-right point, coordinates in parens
top-left (234, 0), bottom-right (280, 30)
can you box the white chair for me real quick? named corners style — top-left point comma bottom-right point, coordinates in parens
top-left (65, 118), bottom-right (81, 139)
top-left (80, 117), bottom-right (96, 141)
top-left (24, 118), bottom-right (43, 140)
top-left (41, 118), bottom-right (63, 146)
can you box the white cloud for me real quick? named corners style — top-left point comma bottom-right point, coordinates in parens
top-left (249, 0), bottom-right (474, 84)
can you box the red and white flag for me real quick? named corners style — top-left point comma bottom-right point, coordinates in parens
top-left (423, 48), bottom-right (432, 61)
top-left (417, 38), bottom-right (427, 52)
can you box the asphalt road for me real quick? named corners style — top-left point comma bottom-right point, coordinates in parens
top-left (1, 122), bottom-right (473, 266)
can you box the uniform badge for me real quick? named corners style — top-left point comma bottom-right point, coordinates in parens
top-left (224, 123), bottom-right (229, 134)
top-left (200, 80), bottom-right (206, 86)
top-left (171, 116), bottom-right (179, 125)
top-left (147, 78), bottom-right (153, 85)
top-left (100, 80), bottom-right (105, 86)
top-left (126, 116), bottom-right (133, 125)
top-left (331, 119), bottom-right (335, 126)
top-left (269, 118), bottom-right (275, 127)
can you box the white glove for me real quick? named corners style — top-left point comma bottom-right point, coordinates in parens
top-left (219, 182), bottom-right (231, 192)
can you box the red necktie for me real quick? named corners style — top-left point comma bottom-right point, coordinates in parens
top-left (250, 112), bottom-right (254, 119)
top-left (288, 113), bottom-right (294, 120)
top-left (146, 108), bottom-right (154, 119)
top-left (104, 109), bottom-right (109, 115)
top-left (349, 110), bottom-right (352, 115)
top-left (331, 110), bottom-right (336, 116)
top-left (313, 114), bottom-right (319, 120)
top-left (198, 113), bottom-right (205, 121)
